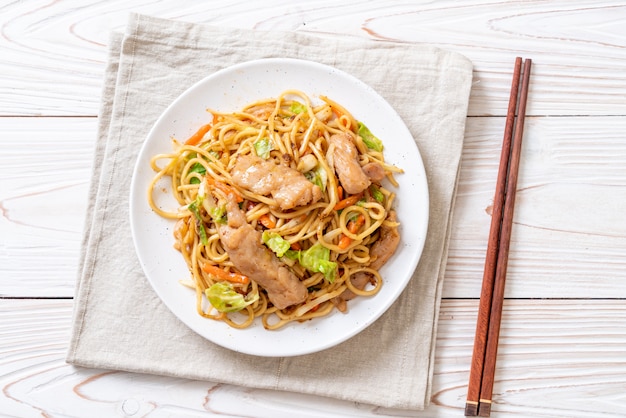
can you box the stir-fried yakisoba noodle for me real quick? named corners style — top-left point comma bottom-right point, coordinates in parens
top-left (148, 90), bottom-right (403, 330)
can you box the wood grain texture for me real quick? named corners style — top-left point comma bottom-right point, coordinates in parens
top-left (1, 299), bottom-right (624, 418)
top-left (446, 115), bottom-right (626, 299)
top-left (1, 0), bottom-right (625, 116)
top-left (0, 117), bottom-right (97, 297)
top-left (2, 116), bottom-right (624, 298)
top-left (2, 1), bottom-right (625, 416)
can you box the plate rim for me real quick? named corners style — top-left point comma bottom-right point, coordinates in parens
top-left (129, 57), bottom-right (429, 357)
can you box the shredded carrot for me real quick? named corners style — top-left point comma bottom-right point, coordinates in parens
top-left (349, 214), bottom-right (366, 233)
top-left (330, 107), bottom-right (351, 129)
top-left (322, 95), bottom-right (356, 133)
top-left (184, 123), bottom-right (212, 146)
top-left (201, 263), bottom-right (250, 285)
top-left (259, 213), bottom-right (276, 229)
top-left (337, 213), bottom-right (366, 249)
top-left (333, 192), bottom-right (363, 211)
top-left (337, 185), bottom-right (344, 201)
top-left (246, 202), bottom-right (275, 228)
top-left (206, 176), bottom-right (243, 203)
top-left (339, 117), bottom-right (351, 130)
top-left (338, 235), bottom-right (352, 249)
top-left (290, 241), bottom-right (302, 251)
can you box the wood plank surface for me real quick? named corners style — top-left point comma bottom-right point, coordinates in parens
top-left (0, 0), bottom-right (625, 116)
top-left (2, 116), bottom-right (624, 298)
top-left (1, 299), bottom-right (624, 418)
top-left (0, 117), bottom-right (96, 297)
top-left (447, 115), bottom-right (626, 298)
top-left (2, 0), bottom-right (625, 416)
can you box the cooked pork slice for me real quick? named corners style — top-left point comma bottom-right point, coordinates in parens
top-left (217, 195), bottom-right (308, 309)
top-left (369, 210), bottom-right (400, 270)
top-left (231, 154), bottom-right (322, 210)
top-left (329, 133), bottom-right (371, 195)
top-left (362, 161), bottom-right (386, 182)
top-left (334, 210), bottom-right (400, 304)
top-left (334, 271), bottom-right (372, 304)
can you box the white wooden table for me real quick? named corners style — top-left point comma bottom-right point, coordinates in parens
top-left (1, 1), bottom-right (625, 417)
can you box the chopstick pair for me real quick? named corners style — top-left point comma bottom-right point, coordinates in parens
top-left (465, 57), bottom-right (532, 417)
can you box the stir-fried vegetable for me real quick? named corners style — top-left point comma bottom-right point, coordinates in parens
top-left (304, 165), bottom-right (328, 191)
top-left (369, 184), bottom-right (385, 203)
top-left (201, 263), bottom-right (250, 285)
top-left (338, 213), bottom-right (366, 249)
top-left (184, 123), bottom-right (213, 146)
top-left (290, 101), bottom-right (306, 114)
top-left (258, 214), bottom-right (276, 229)
top-left (334, 192), bottom-right (363, 211)
top-left (262, 231), bottom-right (290, 257)
top-left (205, 176), bottom-right (243, 203)
top-left (187, 190), bottom-right (208, 245)
top-left (300, 243), bottom-right (337, 283)
top-left (188, 162), bottom-right (207, 184)
top-left (357, 122), bottom-right (384, 152)
top-left (205, 282), bottom-right (258, 313)
top-left (263, 235), bottom-right (337, 283)
top-left (254, 137), bottom-right (274, 159)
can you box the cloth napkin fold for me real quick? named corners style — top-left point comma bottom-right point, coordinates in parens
top-left (66, 13), bottom-right (472, 411)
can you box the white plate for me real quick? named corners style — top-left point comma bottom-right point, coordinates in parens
top-left (129, 58), bottom-right (429, 357)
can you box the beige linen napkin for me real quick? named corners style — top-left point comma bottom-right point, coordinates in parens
top-left (67, 13), bottom-right (472, 410)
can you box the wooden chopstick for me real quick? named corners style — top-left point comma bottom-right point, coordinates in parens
top-left (477, 57), bottom-right (532, 417)
top-left (465, 57), bottom-right (532, 417)
top-left (464, 57), bottom-right (522, 417)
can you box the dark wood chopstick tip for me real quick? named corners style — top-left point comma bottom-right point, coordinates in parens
top-left (478, 401), bottom-right (492, 417)
top-left (465, 402), bottom-right (479, 416)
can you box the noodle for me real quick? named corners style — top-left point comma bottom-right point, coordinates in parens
top-left (148, 90), bottom-right (402, 330)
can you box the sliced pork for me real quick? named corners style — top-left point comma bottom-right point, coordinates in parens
top-left (217, 195), bottom-right (308, 309)
top-left (362, 161), bottom-right (386, 182)
top-left (329, 133), bottom-right (371, 195)
top-left (334, 271), bottom-right (373, 307)
top-left (334, 210), bottom-right (400, 304)
top-left (231, 154), bottom-right (322, 210)
top-left (368, 210), bottom-right (400, 270)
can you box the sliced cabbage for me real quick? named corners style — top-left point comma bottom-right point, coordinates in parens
top-left (304, 165), bottom-right (328, 191)
top-left (209, 205), bottom-right (227, 224)
top-left (254, 137), bottom-right (273, 159)
top-left (357, 122), bottom-right (384, 152)
top-left (187, 191), bottom-right (208, 245)
top-left (205, 282), bottom-right (258, 313)
top-left (196, 179), bottom-right (226, 224)
top-left (300, 243), bottom-right (337, 283)
top-left (290, 101), bottom-right (306, 115)
top-left (369, 184), bottom-right (385, 203)
top-left (262, 231), bottom-right (291, 257)
top-left (263, 234), bottom-right (337, 283)
top-left (188, 162), bottom-right (206, 184)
